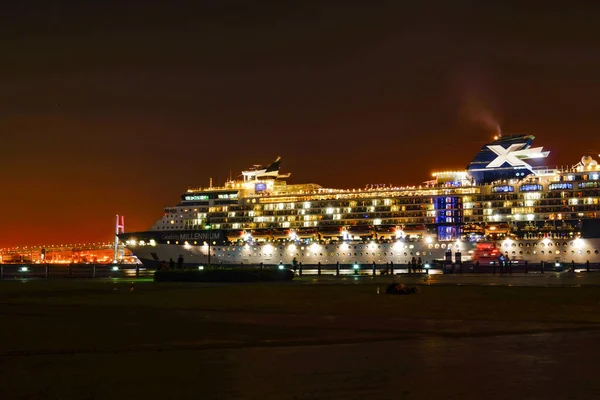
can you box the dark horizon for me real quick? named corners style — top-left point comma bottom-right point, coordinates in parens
top-left (2, 2), bottom-right (600, 247)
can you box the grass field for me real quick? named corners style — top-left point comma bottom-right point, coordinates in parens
top-left (1, 279), bottom-right (600, 399)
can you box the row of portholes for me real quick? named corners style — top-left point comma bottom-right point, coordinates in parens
top-left (219, 249), bottom-right (600, 258)
top-left (215, 243), bottom-right (463, 252)
top-left (501, 242), bottom-right (580, 248)
top-left (212, 242), bottom-right (583, 252)
top-left (505, 249), bottom-right (599, 256)
top-left (431, 243), bottom-right (460, 249)
top-left (243, 251), bottom-right (435, 258)
top-left (223, 244), bottom-right (428, 255)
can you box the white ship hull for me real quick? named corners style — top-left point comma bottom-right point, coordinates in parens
top-left (126, 237), bottom-right (600, 268)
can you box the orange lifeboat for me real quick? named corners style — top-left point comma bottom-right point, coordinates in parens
top-left (318, 225), bottom-right (343, 239)
top-left (484, 223), bottom-right (510, 236)
top-left (375, 225), bottom-right (397, 239)
top-left (226, 229), bottom-right (244, 242)
top-left (295, 227), bottom-right (318, 239)
top-left (272, 228), bottom-right (291, 240)
top-left (347, 225), bottom-right (375, 239)
top-left (249, 229), bottom-right (272, 241)
top-left (462, 224), bottom-right (484, 234)
top-left (402, 224), bottom-right (427, 237)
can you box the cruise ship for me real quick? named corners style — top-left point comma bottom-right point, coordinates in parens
top-left (120, 135), bottom-right (600, 268)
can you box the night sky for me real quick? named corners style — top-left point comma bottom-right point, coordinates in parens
top-left (2, 2), bottom-right (600, 247)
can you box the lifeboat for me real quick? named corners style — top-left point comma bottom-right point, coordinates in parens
top-left (374, 225), bottom-right (397, 239)
top-left (272, 228), bottom-right (292, 240)
top-left (295, 227), bottom-right (318, 239)
top-left (484, 223), bottom-right (510, 236)
top-left (226, 229), bottom-right (244, 242)
top-left (559, 222), bottom-right (574, 231)
top-left (402, 224), bottom-right (427, 237)
top-left (249, 229), bottom-right (272, 241)
top-left (318, 225), bottom-right (343, 238)
top-left (462, 223), bottom-right (484, 234)
top-left (347, 225), bottom-right (375, 239)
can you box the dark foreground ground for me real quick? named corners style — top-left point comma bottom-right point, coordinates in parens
top-left (1, 278), bottom-right (600, 399)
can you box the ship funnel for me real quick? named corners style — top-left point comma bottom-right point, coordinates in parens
top-left (466, 134), bottom-right (548, 184)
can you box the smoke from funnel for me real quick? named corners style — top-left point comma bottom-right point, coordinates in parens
top-left (462, 94), bottom-right (501, 134)
top-left (455, 71), bottom-right (502, 136)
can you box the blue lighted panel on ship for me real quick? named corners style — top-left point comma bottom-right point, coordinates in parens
top-left (435, 196), bottom-right (463, 240)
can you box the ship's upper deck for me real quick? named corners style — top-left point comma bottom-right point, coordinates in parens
top-left (181, 136), bottom-right (600, 203)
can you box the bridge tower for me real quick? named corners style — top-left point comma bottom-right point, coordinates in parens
top-left (113, 215), bottom-right (125, 264)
